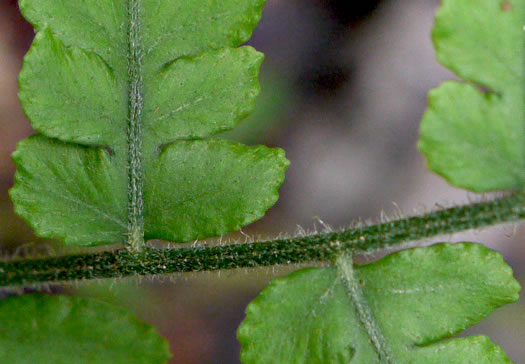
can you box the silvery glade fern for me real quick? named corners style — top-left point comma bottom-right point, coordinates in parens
top-left (0, 0), bottom-right (524, 363)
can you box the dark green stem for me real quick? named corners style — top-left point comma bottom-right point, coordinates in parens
top-left (1, 194), bottom-right (524, 287)
top-left (127, 0), bottom-right (145, 250)
top-left (336, 253), bottom-right (395, 363)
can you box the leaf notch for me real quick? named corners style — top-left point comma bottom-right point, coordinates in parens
top-left (10, 0), bottom-right (289, 247)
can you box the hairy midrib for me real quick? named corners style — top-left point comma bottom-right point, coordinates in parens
top-left (126, 0), bottom-right (145, 250)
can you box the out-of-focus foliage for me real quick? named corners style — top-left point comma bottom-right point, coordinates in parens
top-left (419, 0), bottom-right (524, 192)
top-left (0, 294), bottom-right (171, 363)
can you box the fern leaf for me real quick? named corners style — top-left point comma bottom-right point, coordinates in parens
top-left (238, 243), bottom-right (519, 363)
top-left (10, 0), bottom-right (288, 246)
top-left (419, 0), bottom-right (524, 191)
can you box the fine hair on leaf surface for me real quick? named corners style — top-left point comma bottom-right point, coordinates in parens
top-left (10, 0), bottom-right (289, 247)
top-left (238, 243), bottom-right (519, 363)
top-left (1, 0), bottom-right (524, 363)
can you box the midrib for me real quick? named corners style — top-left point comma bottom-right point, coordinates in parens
top-left (126, 0), bottom-right (145, 250)
top-left (336, 254), bottom-right (396, 364)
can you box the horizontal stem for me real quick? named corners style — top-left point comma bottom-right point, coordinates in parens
top-left (1, 193), bottom-right (524, 287)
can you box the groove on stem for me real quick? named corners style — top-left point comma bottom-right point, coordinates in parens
top-left (336, 253), bottom-right (395, 363)
top-left (1, 193), bottom-right (524, 287)
top-left (127, 0), bottom-right (145, 250)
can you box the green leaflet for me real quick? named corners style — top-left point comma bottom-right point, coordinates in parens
top-left (10, 0), bottom-right (288, 246)
top-left (418, 0), bottom-right (525, 192)
top-left (221, 68), bottom-right (292, 145)
top-left (145, 140), bottom-right (286, 241)
top-left (238, 243), bottom-right (520, 363)
top-left (11, 136), bottom-right (126, 243)
top-left (0, 294), bottom-right (171, 363)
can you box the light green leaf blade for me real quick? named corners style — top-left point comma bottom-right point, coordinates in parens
top-left (19, 0), bottom-right (128, 73)
top-left (19, 0), bottom-right (266, 74)
top-left (220, 67), bottom-right (292, 145)
top-left (144, 46), bottom-right (264, 146)
top-left (432, 0), bottom-right (522, 93)
top-left (18, 30), bottom-right (127, 149)
top-left (142, 0), bottom-right (267, 72)
top-left (0, 294), bottom-right (171, 363)
top-left (19, 31), bottom-right (264, 150)
top-left (418, 0), bottom-right (525, 192)
top-left (10, 136), bottom-right (127, 246)
top-left (145, 140), bottom-right (288, 241)
top-left (238, 243), bottom-right (520, 363)
top-left (12, 0), bottom-right (288, 246)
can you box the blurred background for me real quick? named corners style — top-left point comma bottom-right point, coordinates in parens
top-left (1, 0), bottom-right (524, 362)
